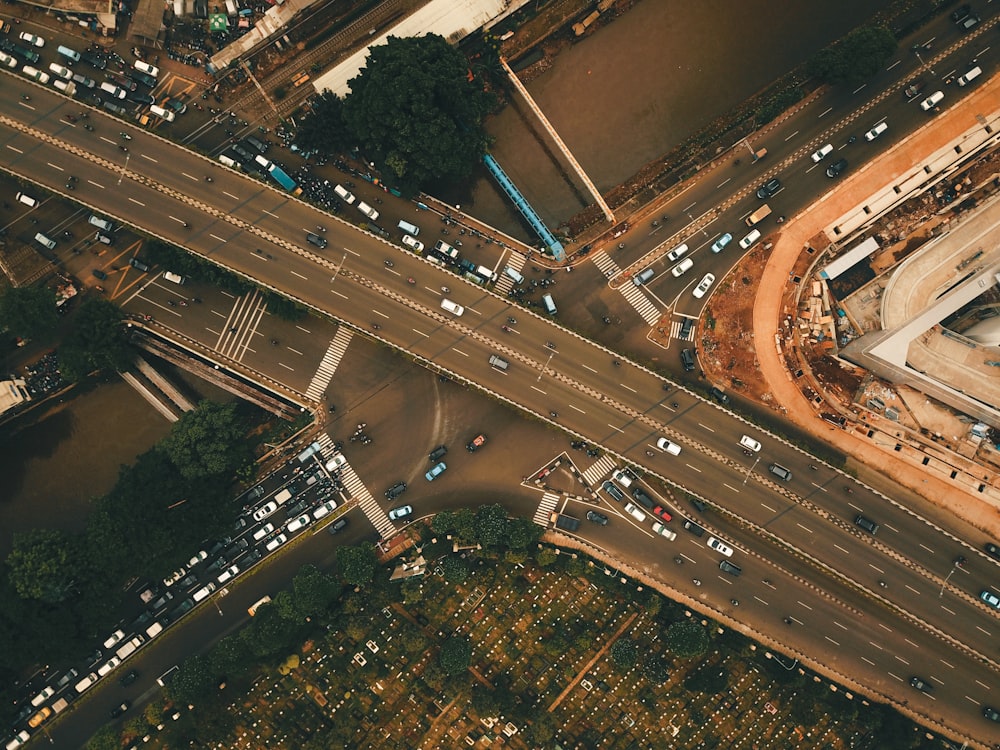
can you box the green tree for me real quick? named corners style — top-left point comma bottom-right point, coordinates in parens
top-left (342, 34), bottom-right (495, 192)
top-left (160, 401), bottom-right (249, 480)
top-left (6, 528), bottom-right (78, 603)
top-left (167, 654), bottom-right (216, 705)
top-left (564, 557), bottom-right (587, 577)
top-left (524, 713), bottom-right (557, 744)
top-left (400, 579), bottom-right (423, 605)
top-left (506, 517), bottom-right (541, 549)
top-left (642, 654), bottom-right (670, 684)
top-left (294, 91), bottom-right (352, 155)
top-left (58, 298), bottom-right (133, 380)
top-left (610, 638), bottom-right (637, 669)
top-left (441, 555), bottom-right (468, 583)
top-left (807, 26), bottom-right (897, 87)
top-left (535, 547), bottom-right (558, 567)
top-left (439, 635), bottom-right (471, 675)
top-left (471, 685), bottom-right (501, 717)
top-left (0, 285), bottom-right (59, 340)
top-left (452, 508), bottom-right (476, 540)
top-left (667, 619), bottom-right (709, 658)
top-left (293, 564), bottom-right (339, 616)
top-left (645, 592), bottom-right (663, 617)
top-left (474, 504), bottom-right (507, 546)
top-left (431, 510), bottom-right (456, 535)
top-left (336, 544), bottom-right (377, 586)
top-left (85, 725), bottom-right (120, 750)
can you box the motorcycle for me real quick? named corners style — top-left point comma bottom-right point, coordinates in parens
top-left (501, 325), bottom-right (512, 332)
top-left (119, 132), bottom-right (132, 140)
top-left (83, 124), bottom-right (94, 131)
top-left (441, 286), bottom-right (450, 294)
top-left (383, 260), bottom-right (394, 268)
top-left (205, 176), bottom-right (213, 182)
top-left (693, 579), bottom-right (702, 586)
top-left (507, 317), bottom-right (517, 324)
top-left (406, 277), bottom-right (415, 285)
top-left (645, 450), bottom-right (655, 457)
top-left (548, 411), bottom-right (558, 419)
top-left (545, 342), bottom-right (556, 350)
top-left (776, 215), bottom-right (786, 224)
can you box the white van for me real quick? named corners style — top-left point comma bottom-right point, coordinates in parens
top-left (57, 44), bottom-right (81, 62)
top-left (22, 66), bottom-right (50, 84)
top-left (624, 502), bottom-right (647, 523)
top-left (441, 298), bottom-right (464, 316)
top-left (475, 264), bottom-right (498, 283)
top-left (397, 219), bottom-right (419, 236)
top-left (357, 201), bottom-right (379, 221)
top-left (218, 154), bottom-right (240, 169)
top-left (253, 154), bottom-right (272, 170)
top-left (274, 488), bottom-right (293, 505)
top-left (957, 65), bottom-right (982, 86)
top-left (74, 673), bottom-right (99, 694)
top-left (34, 232), bottom-right (56, 250)
top-left (192, 582), bottom-right (216, 602)
top-left (920, 90), bottom-right (944, 111)
top-left (150, 105), bottom-right (175, 122)
top-left (670, 257), bottom-right (694, 277)
top-left (88, 214), bottom-right (113, 231)
top-left (503, 266), bottom-right (524, 284)
top-left (16, 192), bottom-right (37, 207)
top-left (739, 229), bottom-right (761, 249)
top-left (542, 293), bottom-right (557, 315)
top-left (99, 81), bottom-right (126, 99)
top-left (667, 243), bottom-right (689, 262)
top-left (334, 184), bottom-right (356, 204)
top-left (163, 271), bottom-right (186, 285)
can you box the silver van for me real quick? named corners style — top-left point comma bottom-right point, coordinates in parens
top-left (489, 355), bottom-right (509, 371)
top-left (34, 232), bottom-right (56, 250)
top-left (542, 293), bottom-right (557, 315)
top-left (88, 215), bottom-right (113, 231)
top-left (768, 463), bottom-right (792, 481)
top-left (957, 65), bottom-right (982, 86)
top-left (633, 267), bottom-right (655, 286)
top-left (397, 219), bottom-right (419, 236)
top-left (503, 266), bottom-right (524, 284)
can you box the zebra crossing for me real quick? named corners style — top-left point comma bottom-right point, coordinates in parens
top-left (313, 433), bottom-right (395, 538)
top-left (532, 491), bottom-right (563, 526)
top-left (590, 252), bottom-right (661, 325)
top-left (338, 463), bottom-right (396, 539)
top-left (304, 326), bottom-right (353, 401)
top-left (494, 253), bottom-right (526, 296)
top-left (581, 454), bottom-right (618, 487)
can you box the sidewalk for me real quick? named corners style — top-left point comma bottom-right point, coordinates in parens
top-left (752, 72), bottom-right (1000, 536)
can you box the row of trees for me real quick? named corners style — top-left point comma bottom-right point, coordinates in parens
top-left (0, 401), bottom-right (254, 721)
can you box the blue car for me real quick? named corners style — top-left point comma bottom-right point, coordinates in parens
top-left (425, 462), bottom-right (447, 481)
top-left (710, 233), bottom-right (732, 253)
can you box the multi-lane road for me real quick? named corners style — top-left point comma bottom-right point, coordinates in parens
top-left (3, 20), bottom-right (1000, 743)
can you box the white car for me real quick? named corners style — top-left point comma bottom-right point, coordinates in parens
top-left (655, 437), bottom-right (681, 455)
top-left (864, 121), bottom-right (888, 141)
top-left (402, 234), bottom-right (424, 252)
top-left (707, 536), bottom-right (734, 557)
top-left (19, 32), bottom-right (45, 47)
top-left (134, 59), bottom-right (159, 77)
top-left (739, 434), bottom-right (762, 452)
top-left (739, 229), bottom-right (761, 249)
top-left (0, 51), bottom-right (18, 69)
top-left (692, 273), bottom-right (715, 299)
top-left (286, 514), bottom-right (311, 533)
top-left (251, 522), bottom-right (274, 541)
top-left (312, 501), bottom-right (337, 520)
top-left (265, 533), bottom-right (288, 552)
top-left (670, 257), bottom-right (694, 277)
top-left (920, 90), bottom-right (944, 111)
top-left (102, 629), bottom-right (125, 649)
top-left (252, 501), bottom-right (278, 521)
top-left (187, 550), bottom-right (207, 568)
top-left (22, 66), bottom-right (49, 84)
top-left (611, 469), bottom-right (633, 489)
top-left (388, 505), bottom-right (412, 520)
top-left (97, 656), bottom-right (121, 677)
top-left (652, 522), bottom-right (677, 540)
top-left (48, 62), bottom-right (72, 79)
top-left (325, 454), bottom-right (347, 473)
top-left (810, 143), bottom-right (833, 162)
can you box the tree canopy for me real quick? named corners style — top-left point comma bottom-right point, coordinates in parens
top-left (666, 619), bottom-right (710, 658)
top-left (0, 285), bottom-right (59, 341)
top-left (6, 528), bottom-right (77, 603)
top-left (159, 401), bottom-right (251, 480)
top-left (336, 545), bottom-right (377, 586)
top-left (439, 635), bottom-right (471, 675)
top-left (340, 34), bottom-right (495, 192)
top-left (807, 26), bottom-right (897, 87)
top-left (57, 298), bottom-right (133, 381)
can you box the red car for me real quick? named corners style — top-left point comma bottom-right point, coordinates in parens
top-left (653, 506), bottom-right (672, 522)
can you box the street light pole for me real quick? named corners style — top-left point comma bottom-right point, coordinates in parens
top-left (744, 456), bottom-right (760, 484)
top-left (537, 351), bottom-right (554, 382)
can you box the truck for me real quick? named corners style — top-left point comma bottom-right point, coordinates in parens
top-left (156, 665), bottom-right (179, 687)
top-left (115, 635), bottom-right (145, 661)
top-left (746, 204), bottom-right (772, 226)
top-left (550, 512), bottom-right (580, 532)
top-left (267, 163), bottom-right (301, 194)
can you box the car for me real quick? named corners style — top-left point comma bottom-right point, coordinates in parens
top-left (264, 533), bottom-right (288, 552)
top-left (19, 32), bottom-right (44, 47)
top-left (602, 480), bottom-right (625, 502)
top-left (428, 445), bottom-right (448, 462)
top-left (980, 590), bottom-right (1000, 610)
top-left (425, 461), bottom-right (447, 481)
top-left (709, 386), bottom-right (730, 404)
top-left (920, 91), bottom-right (944, 111)
top-left (402, 234), bottom-right (424, 252)
top-left (28, 707), bottom-right (53, 727)
top-left (652, 506), bottom-right (672, 522)
top-left (652, 522), bottom-right (677, 540)
top-left (466, 434), bottom-right (487, 452)
top-left (825, 158), bottom-right (848, 178)
top-left (0, 51), bottom-right (17, 68)
top-left (103, 629), bottom-right (125, 649)
top-left (958, 13), bottom-right (980, 31)
top-left (738, 229), bottom-right (761, 250)
top-left (682, 519), bottom-right (705, 536)
top-left (810, 144), bottom-right (833, 162)
top-left (187, 550), bottom-right (207, 568)
top-left (163, 567), bottom-right (185, 586)
top-left (984, 706), bottom-right (1000, 723)
top-left (5, 730), bottom-right (29, 747)
top-left (134, 59), bottom-right (158, 76)
top-left (119, 670), bottom-right (138, 686)
top-left (755, 177), bottom-right (781, 200)
top-left (48, 62), bottom-right (72, 79)
top-left (107, 73), bottom-right (137, 91)
top-left (127, 90), bottom-right (154, 105)
top-left (388, 505), bottom-right (412, 521)
top-left (950, 3), bottom-right (971, 22)
top-left (986, 542), bottom-right (1000, 560)
top-left (655, 437), bottom-right (681, 455)
top-left (164, 97), bottom-right (187, 114)
top-left (110, 701), bottom-right (130, 718)
top-left (692, 273), bottom-right (715, 299)
top-left (586, 510), bottom-right (609, 526)
top-left (739, 434), bottom-right (762, 452)
top-left (611, 469), bottom-right (633, 489)
top-left (903, 79), bottom-right (924, 98)
top-left (306, 232), bottom-right (328, 249)
top-left (707, 536), bottom-right (734, 557)
top-left (710, 233), bottom-right (732, 253)
top-left (252, 501), bottom-right (278, 521)
top-left (908, 676), bottom-right (932, 692)
top-left (312, 501), bottom-right (337, 520)
top-left (670, 257), bottom-right (694, 277)
top-left (327, 518), bottom-right (349, 535)
top-left (286, 515), bottom-right (311, 534)
top-left (251, 522), bottom-right (274, 542)
top-left (864, 122), bottom-right (888, 142)
top-left (385, 482), bottom-right (407, 500)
